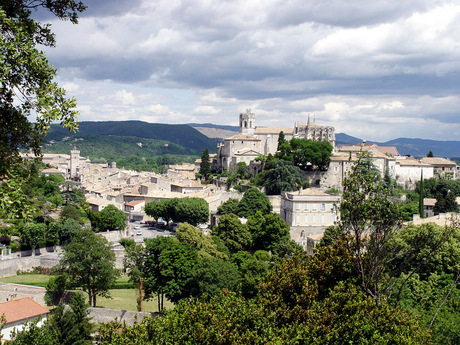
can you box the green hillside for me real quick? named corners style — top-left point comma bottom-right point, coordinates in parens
top-left (46, 121), bottom-right (217, 154)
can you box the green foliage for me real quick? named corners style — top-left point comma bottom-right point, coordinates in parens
top-left (45, 275), bottom-right (67, 306)
top-left (0, 174), bottom-right (35, 220)
top-left (199, 148), bottom-right (211, 180)
top-left (60, 205), bottom-right (81, 223)
top-left (192, 257), bottom-right (239, 298)
top-left (144, 237), bottom-right (198, 304)
top-left (0, 0), bottom-right (84, 176)
top-left (91, 204), bottom-right (127, 231)
top-left (12, 292), bottom-right (93, 345)
top-left (249, 212), bottom-right (291, 252)
top-left (145, 197), bottom-right (209, 226)
top-left (60, 228), bottom-right (119, 306)
top-left (60, 218), bottom-right (81, 244)
top-left (434, 190), bottom-right (458, 214)
top-left (427, 150), bottom-right (434, 157)
top-left (264, 160), bottom-right (303, 195)
top-left (214, 214), bottom-right (251, 253)
top-left (176, 223), bottom-right (226, 259)
top-left (22, 223), bottom-right (46, 250)
top-left (276, 137), bottom-right (333, 171)
top-left (237, 188), bottom-right (272, 218)
top-left (217, 198), bottom-right (239, 215)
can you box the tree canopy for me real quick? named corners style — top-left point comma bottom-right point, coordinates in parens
top-left (276, 138), bottom-right (333, 171)
top-left (59, 228), bottom-right (119, 306)
top-left (0, 0), bottom-right (84, 175)
top-left (237, 188), bottom-right (272, 218)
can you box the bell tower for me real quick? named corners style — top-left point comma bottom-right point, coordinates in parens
top-left (239, 109), bottom-right (255, 135)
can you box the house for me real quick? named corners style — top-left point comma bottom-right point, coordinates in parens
top-left (124, 200), bottom-right (146, 221)
top-left (420, 157), bottom-right (457, 179)
top-left (394, 157), bottom-right (433, 188)
top-left (280, 188), bottom-right (340, 241)
top-left (0, 297), bottom-right (49, 341)
top-left (424, 198), bottom-right (437, 218)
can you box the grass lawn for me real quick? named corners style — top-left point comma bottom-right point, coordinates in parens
top-left (96, 289), bottom-right (174, 312)
top-left (0, 274), bottom-right (174, 312)
top-left (0, 273), bottom-right (51, 288)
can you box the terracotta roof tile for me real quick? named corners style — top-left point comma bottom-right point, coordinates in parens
top-left (0, 297), bottom-right (49, 324)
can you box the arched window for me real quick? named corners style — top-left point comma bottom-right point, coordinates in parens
top-left (244, 121), bottom-right (247, 128)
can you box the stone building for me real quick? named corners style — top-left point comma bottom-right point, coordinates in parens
top-left (216, 109), bottom-right (336, 171)
top-left (280, 188), bottom-right (340, 241)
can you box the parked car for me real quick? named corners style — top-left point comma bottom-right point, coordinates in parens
top-left (129, 219), bottom-right (136, 223)
top-left (139, 220), bottom-right (146, 224)
top-left (136, 230), bottom-right (142, 236)
top-left (134, 225), bottom-right (140, 229)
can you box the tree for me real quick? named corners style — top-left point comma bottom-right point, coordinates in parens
top-left (419, 171), bottom-right (425, 218)
top-left (60, 218), bottom-right (81, 244)
top-left (340, 152), bottom-right (452, 307)
top-left (276, 138), bottom-right (333, 171)
top-left (123, 242), bottom-right (148, 311)
top-left (214, 214), bottom-right (252, 253)
top-left (199, 148), bottom-right (211, 180)
top-left (217, 198), bottom-right (239, 215)
top-left (97, 204), bottom-right (127, 231)
top-left (434, 190), bottom-right (458, 214)
top-left (48, 293), bottom-right (93, 345)
top-left (264, 160), bottom-right (303, 195)
top-left (427, 150), bottom-right (434, 157)
top-left (237, 188), bottom-right (272, 218)
top-left (144, 237), bottom-right (198, 307)
top-left (250, 212), bottom-right (291, 252)
top-left (22, 223), bottom-right (46, 255)
top-left (174, 197), bottom-right (209, 226)
top-left (60, 204), bottom-right (81, 223)
top-left (176, 223), bottom-right (226, 259)
top-left (59, 228), bottom-right (119, 306)
top-left (277, 131), bottom-right (286, 151)
top-left (192, 257), bottom-right (239, 298)
top-left (0, 0), bottom-right (84, 175)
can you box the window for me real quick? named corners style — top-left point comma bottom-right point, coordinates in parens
top-left (334, 166), bottom-right (338, 172)
top-left (321, 215), bottom-right (325, 224)
top-left (296, 215), bottom-right (300, 224)
top-left (296, 203), bottom-right (300, 210)
top-left (333, 214), bottom-right (337, 223)
top-left (312, 215), bottom-right (317, 224)
top-left (304, 203), bottom-right (308, 210)
top-left (312, 204), bottom-right (317, 210)
top-left (304, 215), bottom-right (308, 223)
top-left (321, 203), bottom-right (326, 211)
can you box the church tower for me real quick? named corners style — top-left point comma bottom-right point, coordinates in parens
top-left (70, 148), bottom-right (80, 178)
top-left (239, 109), bottom-right (255, 135)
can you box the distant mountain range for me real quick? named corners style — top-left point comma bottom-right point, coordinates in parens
top-left (44, 121), bottom-right (217, 160)
top-left (42, 121), bottom-right (460, 160)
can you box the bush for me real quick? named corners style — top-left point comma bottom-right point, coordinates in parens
top-left (0, 235), bottom-right (11, 246)
top-left (10, 242), bottom-right (20, 253)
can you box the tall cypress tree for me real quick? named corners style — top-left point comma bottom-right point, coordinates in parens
top-left (419, 171), bottom-right (425, 218)
top-left (200, 148), bottom-right (211, 180)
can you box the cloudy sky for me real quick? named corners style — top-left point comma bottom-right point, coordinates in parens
top-left (37, 0), bottom-right (460, 141)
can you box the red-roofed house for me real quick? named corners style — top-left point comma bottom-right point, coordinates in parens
top-left (0, 297), bottom-right (49, 341)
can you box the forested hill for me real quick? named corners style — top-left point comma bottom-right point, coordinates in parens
top-left (46, 121), bottom-right (217, 154)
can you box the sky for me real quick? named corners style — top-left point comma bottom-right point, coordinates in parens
top-left (34, 0), bottom-right (460, 142)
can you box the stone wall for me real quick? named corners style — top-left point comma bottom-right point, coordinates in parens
top-left (0, 247), bottom-right (61, 278)
top-left (88, 307), bottom-right (159, 325)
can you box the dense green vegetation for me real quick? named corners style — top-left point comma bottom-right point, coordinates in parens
top-left (46, 121), bottom-right (216, 153)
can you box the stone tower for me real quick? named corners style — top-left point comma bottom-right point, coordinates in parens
top-left (239, 109), bottom-right (255, 135)
top-left (70, 148), bottom-right (80, 178)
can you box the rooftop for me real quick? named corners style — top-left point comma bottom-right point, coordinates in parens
top-left (0, 297), bottom-right (49, 324)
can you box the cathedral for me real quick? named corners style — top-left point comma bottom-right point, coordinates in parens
top-left (215, 109), bottom-right (336, 171)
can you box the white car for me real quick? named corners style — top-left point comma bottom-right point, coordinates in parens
top-left (134, 225), bottom-right (140, 229)
top-left (136, 230), bottom-right (142, 236)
